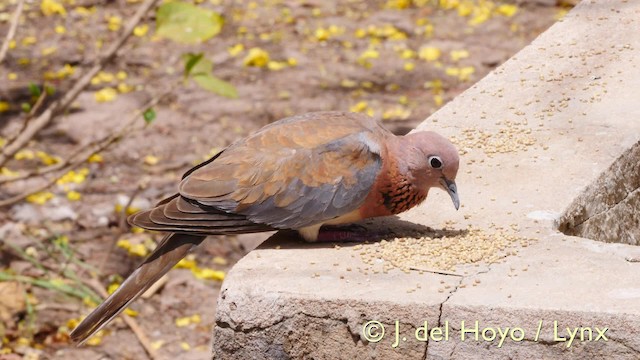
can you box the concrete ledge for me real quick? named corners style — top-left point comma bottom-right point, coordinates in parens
top-left (212, 1), bottom-right (640, 358)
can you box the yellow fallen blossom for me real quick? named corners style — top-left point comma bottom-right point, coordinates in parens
top-left (124, 308), bottom-right (138, 317)
top-left (1, 167), bottom-right (20, 177)
top-left (243, 47), bottom-right (270, 67)
top-left (97, 71), bottom-right (114, 83)
top-left (116, 239), bottom-right (148, 257)
top-left (496, 4), bottom-right (518, 17)
top-left (22, 37), bottom-right (37, 46)
top-left (0, 102), bottom-right (9, 112)
top-left (67, 191), bottom-right (81, 201)
top-left (107, 282), bottom-right (120, 295)
top-left (192, 268), bottom-right (225, 281)
top-left (349, 101), bottom-right (369, 113)
top-left (87, 153), bottom-right (103, 163)
top-left (57, 168), bottom-right (89, 185)
top-left (434, 94), bottom-right (444, 106)
top-left (399, 49), bottom-right (416, 59)
top-left (554, 8), bottom-right (569, 20)
top-left (314, 28), bottom-right (330, 41)
top-left (26, 191), bottom-right (54, 205)
top-left (114, 203), bottom-right (141, 216)
top-left (131, 226), bottom-right (145, 234)
top-left (83, 295), bottom-right (98, 307)
top-left (398, 95), bottom-right (409, 105)
top-left (175, 314), bottom-right (201, 327)
top-left (385, 0), bottom-right (411, 9)
top-left (66, 318), bottom-right (80, 330)
top-left (445, 66), bottom-right (475, 81)
top-left (456, 1), bottom-right (473, 17)
top-left (8, 40), bottom-right (16, 49)
top-left (107, 16), bottom-right (122, 31)
top-left (41, 0), bottom-right (67, 17)
top-left (41, 46), bottom-right (58, 56)
top-left (151, 340), bottom-right (165, 350)
top-left (357, 48), bottom-right (379, 68)
top-left (382, 107), bottom-right (411, 120)
top-left (419, 46), bottom-right (441, 61)
top-left (36, 151), bottom-right (60, 165)
top-left (116, 71), bottom-right (128, 80)
top-left (94, 87), bottom-right (118, 102)
top-left (116, 239), bottom-right (131, 249)
top-left (176, 256), bottom-right (198, 270)
top-left (44, 64), bottom-right (76, 80)
top-left (180, 342), bottom-right (191, 351)
top-left (267, 61), bottom-right (288, 71)
top-left (424, 79), bottom-right (443, 93)
top-left (55, 25), bottom-right (66, 34)
top-left (7, 73), bottom-right (17, 81)
top-left (450, 49), bottom-right (470, 62)
top-left (469, 8), bottom-right (491, 26)
top-left (86, 330), bottom-right (104, 346)
top-left (403, 62), bottom-right (415, 71)
top-left (133, 24), bottom-right (148, 37)
top-left (340, 79), bottom-right (357, 88)
top-left (228, 43), bottom-right (244, 57)
top-left (117, 83), bottom-right (134, 93)
top-left (212, 256), bottom-right (228, 265)
top-left (15, 149), bottom-right (35, 160)
top-left (129, 244), bottom-right (148, 257)
top-left (144, 155), bottom-right (159, 165)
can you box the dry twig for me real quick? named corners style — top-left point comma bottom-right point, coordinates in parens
top-left (0, 0), bottom-right (24, 64)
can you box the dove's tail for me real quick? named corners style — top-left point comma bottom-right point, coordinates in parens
top-left (70, 233), bottom-right (205, 344)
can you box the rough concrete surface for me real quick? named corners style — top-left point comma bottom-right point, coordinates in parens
top-left (212, 1), bottom-right (640, 359)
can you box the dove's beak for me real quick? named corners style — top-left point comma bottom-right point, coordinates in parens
top-left (441, 178), bottom-right (460, 210)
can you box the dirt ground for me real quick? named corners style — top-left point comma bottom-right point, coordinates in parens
top-left (0, 0), bottom-right (567, 359)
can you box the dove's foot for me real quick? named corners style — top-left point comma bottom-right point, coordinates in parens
top-left (315, 224), bottom-right (387, 242)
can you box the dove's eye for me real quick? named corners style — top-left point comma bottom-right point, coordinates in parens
top-left (428, 156), bottom-right (443, 169)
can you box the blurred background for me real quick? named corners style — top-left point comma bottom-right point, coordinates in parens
top-left (0, 0), bottom-right (573, 359)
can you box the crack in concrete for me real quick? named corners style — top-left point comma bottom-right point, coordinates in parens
top-left (423, 264), bottom-right (494, 359)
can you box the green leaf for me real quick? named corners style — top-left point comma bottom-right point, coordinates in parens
top-left (143, 108), bottom-right (156, 124)
top-left (183, 53), bottom-right (205, 78)
top-left (44, 85), bottom-right (56, 96)
top-left (21, 102), bottom-right (31, 112)
top-left (192, 74), bottom-right (238, 98)
top-left (28, 83), bottom-right (41, 98)
top-left (156, 2), bottom-right (223, 44)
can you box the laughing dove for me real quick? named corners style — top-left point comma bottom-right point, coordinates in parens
top-left (70, 111), bottom-right (460, 343)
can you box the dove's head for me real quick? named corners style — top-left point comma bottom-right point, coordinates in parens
top-left (403, 131), bottom-right (460, 210)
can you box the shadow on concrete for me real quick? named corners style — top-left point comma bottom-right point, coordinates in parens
top-left (257, 216), bottom-right (469, 250)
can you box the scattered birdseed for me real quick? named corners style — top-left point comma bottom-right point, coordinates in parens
top-left (449, 121), bottom-right (536, 156)
top-left (355, 228), bottom-right (534, 273)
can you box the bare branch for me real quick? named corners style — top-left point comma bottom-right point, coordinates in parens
top-left (0, 0), bottom-right (24, 64)
top-left (0, 0), bottom-right (161, 168)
